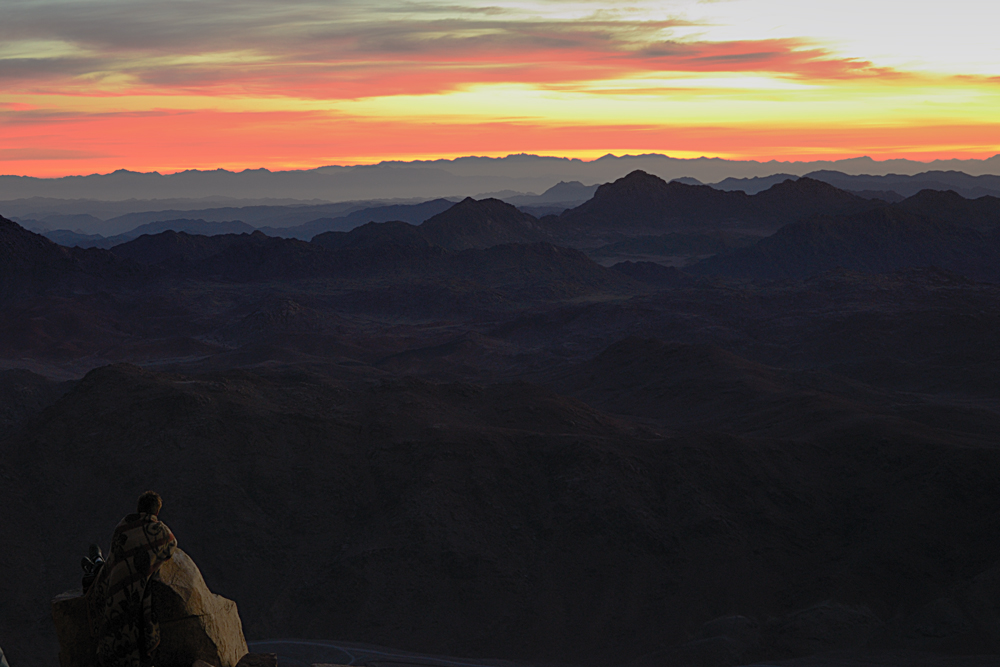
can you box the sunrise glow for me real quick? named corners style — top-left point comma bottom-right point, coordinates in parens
top-left (3, 0), bottom-right (999, 176)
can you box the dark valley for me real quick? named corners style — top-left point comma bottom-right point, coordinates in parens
top-left (2, 170), bottom-right (1000, 667)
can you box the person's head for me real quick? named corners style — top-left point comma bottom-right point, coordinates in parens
top-left (137, 491), bottom-right (163, 516)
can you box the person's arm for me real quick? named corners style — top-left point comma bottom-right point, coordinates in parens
top-left (149, 520), bottom-right (178, 568)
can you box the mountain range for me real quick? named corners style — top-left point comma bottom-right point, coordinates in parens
top-left (6, 170), bottom-right (1000, 288)
top-left (5, 165), bottom-right (1000, 667)
top-left (4, 153), bottom-right (1000, 206)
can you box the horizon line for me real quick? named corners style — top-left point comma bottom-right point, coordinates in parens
top-left (5, 152), bottom-right (1000, 180)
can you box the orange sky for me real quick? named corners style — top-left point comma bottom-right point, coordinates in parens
top-left (3, 0), bottom-right (1000, 177)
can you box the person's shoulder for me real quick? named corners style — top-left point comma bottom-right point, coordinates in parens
top-left (114, 513), bottom-right (143, 530)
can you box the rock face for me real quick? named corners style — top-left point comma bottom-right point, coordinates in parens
top-left (51, 548), bottom-right (247, 667)
top-left (153, 549), bottom-right (249, 667)
top-left (51, 589), bottom-right (96, 667)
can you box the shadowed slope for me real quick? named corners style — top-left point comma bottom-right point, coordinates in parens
top-left (541, 337), bottom-right (942, 439)
top-left (749, 176), bottom-right (874, 223)
top-left (607, 262), bottom-right (695, 287)
top-left (262, 198), bottom-right (457, 240)
top-left (549, 172), bottom-right (878, 240)
top-left (111, 230), bottom-right (269, 265)
top-left (691, 208), bottom-right (1000, 281)
top-left (552, 170), bottom-right (749, 236)
top-left (0, 215), bottom-right (147, 298)
top-left (419, 198), bottom-right (548, 251)
top-left (895, 190), bottom-right (1000, 231)
top-left (4, 364), bottom-right (1000, 666)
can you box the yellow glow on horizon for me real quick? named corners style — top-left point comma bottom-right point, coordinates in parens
top-left (338, 76), bottom-right (1000, 127)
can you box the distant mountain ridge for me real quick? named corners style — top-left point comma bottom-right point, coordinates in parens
top-left (45, 219), bottom-right (258, 249)
top-left (12, 166), bottom-right (1000, 242)
top-left (714, 169), bottom-right (1000, 199)
top-left (260, 198), bottom-right (456, 240)
top-left (13, 172), bottom-right (1000, 295)
top-left (4, 154), bottom-right (999, 203)
top-left (37, 200), bottom-right (457, 246)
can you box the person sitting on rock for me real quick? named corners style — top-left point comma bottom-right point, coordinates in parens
top-left (88, 491), bottom-right (178, 667)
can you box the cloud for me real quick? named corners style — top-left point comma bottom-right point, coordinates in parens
top-left (0, 147), bottom-right (112, 161)
top-left (635, 39), bottom-right (896, 80)
top-left (0, 0), bottom-right (899, 100)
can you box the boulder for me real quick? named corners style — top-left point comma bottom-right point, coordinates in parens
top-left (51, 589), bottom-right (96, 667)
top-left (52, 548), bottom-right (248, 667)
top-left (150, 549), bottom-right (249, 667)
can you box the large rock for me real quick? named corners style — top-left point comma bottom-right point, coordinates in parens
top-left (152, 549), bottom-right (249, 667)
top-left (52, 548), bottom-right (248, 667)
top-left (51, 589), bottom-right (96, 667)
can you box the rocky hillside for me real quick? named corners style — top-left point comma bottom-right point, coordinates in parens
top-left (548, 172), bottom-right (879, 239)
top-left (419, 197), bottom-right (549, 250)
top-left (3, 362), bottom-right (1000, 666)
top-left (692, 208), bottom-right (1000, 280)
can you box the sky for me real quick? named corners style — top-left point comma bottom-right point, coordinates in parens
top-left (2, 0), bottom-right (1000, 177)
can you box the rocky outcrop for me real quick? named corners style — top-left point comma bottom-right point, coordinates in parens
top-left (51, 590), bottom-right (96, 667)
top-left (52, 548), bottom-right (247, 667)
top-left (152, 549), bottom-right (249, 667)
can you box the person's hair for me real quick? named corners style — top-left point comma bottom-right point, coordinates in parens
top-left (137, 491), bottom-right (163, 515)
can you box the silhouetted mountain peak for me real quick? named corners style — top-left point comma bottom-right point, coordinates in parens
top-left (0, 215), bottom-right (148, 296)
top-left (449, 196), bottom-right (526, 216)
top-left (592, 169), bottom-right (740, 208)
top-left (757, 176), bottom-right (861, 200)
top-left (542, 180), bottom-right (588, 196)
top-left (1, 214), bottom-right (63, 250)
top-left (111, 230), bottom-right (271, 265)
top-left (554, 171), bottom-right (752, 236)
top-left (419, 197), bottom-right (545, 251)
top-left (0, 215), bottom-right (73, 276)
top-left (595, 170), bottom-right (670, 197)
top-left (903, 188), bottom-right (967, 205)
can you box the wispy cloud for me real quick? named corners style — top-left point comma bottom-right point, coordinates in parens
top-left (0, 0), bottom-right (896, 98)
